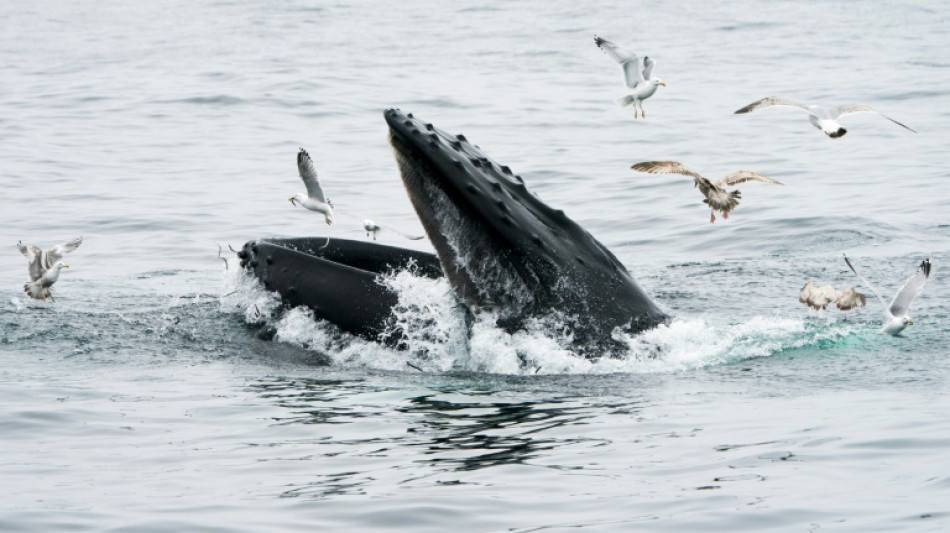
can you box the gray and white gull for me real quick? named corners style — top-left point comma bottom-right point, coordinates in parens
top-left (843, 255), bottom-right (932, 335)
top-left (631, 161), bottom-right (784, 223)
top-left (289, 148), bottom-right (334, 225)
top-left (735, 97), bottom-right (916, 138)
top-left (798, 282), bottom-right (866, 311)
top-left (594, 35), bottom-right (666, 119)
top-left (362, 219), bottom-right (423, 241)
top-left (18, 236), bottom-right (82, 301)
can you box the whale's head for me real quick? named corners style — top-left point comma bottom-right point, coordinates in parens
top-left (384, 109), bottom-right (667, 348)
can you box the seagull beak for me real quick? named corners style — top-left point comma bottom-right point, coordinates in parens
top-left (288, 197), bottom-right (296, 206)
top-left (63, 263), bottom-right (70, 268)
top-left (907, 318), bottom-right (914, 325)
top-left (660, 81), bottom-right (667, 87)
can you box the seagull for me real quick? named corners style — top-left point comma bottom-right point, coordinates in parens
top-left (843, 255), bottom-right (932, 335)
top-left (289, 148), bottom-right (334, 225)
top-left (593, 35), bottom-right (666, 119)
top-left (631, 161), bottom-right (784, 223)
top-left (18, 237), bottom-right (82, 302)
top-left (362, 219), bottom-right (424, 241)
top-left (798, 281), bottom-right (866, 311)
top-left (832, 287), bottom-right (867, 311)
top-left (24, 261), bottom-right (70, 301)
top-left (734, 97), bottom-right (916, 138)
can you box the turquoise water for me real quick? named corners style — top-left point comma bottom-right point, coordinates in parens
top-left (2, 1), bottom-right (949, 531)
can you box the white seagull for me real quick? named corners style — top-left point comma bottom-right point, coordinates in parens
top-left (289, 148), bottom-right (334, 225)
top-left (594, 35), bottom-right (666, 119)
top-left (734, 97), bottom-right (916, 138)
top-left (631, 161), bottom-right (784, 223)
top-left (362, 219), bottom-right (423, 241)
top-left (18, 236), bottom-right (82, 302)
top-left (843, 255), bottom-right (932, 335)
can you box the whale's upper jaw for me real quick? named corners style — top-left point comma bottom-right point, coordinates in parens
top-left (385, 108), bottom-right (553, 320)
top-left (384, 108), bottom-right (668, 344)
top-left (384, 108), bottom-right (628, 276)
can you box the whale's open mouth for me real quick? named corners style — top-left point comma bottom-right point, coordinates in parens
top-left (240, 110), bottom-right (668, 356)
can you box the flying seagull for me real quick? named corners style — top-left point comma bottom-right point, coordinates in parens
top-left (843, 255), bottom-right (932, 335)
top-left (289, 148), bottom-right (334, 225)
top-left (18, 236), bottom-right (82, 301)
top-left (631, 161), bottom-right (784, 223)
top-left (798, 282), bottom-right (866, 311)
top-left (362, 219), bottom-right (424, 241)
top-left (734, 97), bottom-right (916, 138)
top-left (593, 35), bottom-right (666, 119)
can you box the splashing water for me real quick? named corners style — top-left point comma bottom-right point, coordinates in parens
top-left (220, 268), bottom-right (856, 375)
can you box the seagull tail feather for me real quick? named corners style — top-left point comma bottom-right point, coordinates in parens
top-left (827, 127), bottom-right (847, 138)
top-left (23, 281), bottom-right (49, 300)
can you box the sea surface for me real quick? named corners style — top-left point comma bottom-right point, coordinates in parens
top-left (2, 1), bottom-right (949, 531)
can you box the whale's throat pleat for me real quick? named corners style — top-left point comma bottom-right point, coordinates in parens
top-left (389, 133), bottom-right (536, 319)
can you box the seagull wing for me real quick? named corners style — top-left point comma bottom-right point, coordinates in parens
top-left (888, 259), bottom-right (931, 317)
top-left (642, 55), bottom-right (656, 80)
top-left (46, 236), bottom-right (83, 266)
top-left (799, 282), bottom-right (837, 310)
top-left (735, 96), bottom-right (812, 115)
top-left (632, 161), bottom-right (715, 196)
top-left (843, 254), bottom-right (890, 311)
top-left (631, 161), bottom-right (704, 179)
top-left (296, 148), bottom-right (327, 203)
top-left (594, 35), bottom-right (644, 88)
top-left (26, 245), bottom-right (45, 281)
top-left (834, 288), bottom-right (867, 311)
top-left (799, 281), bottom-right (819, 307)
top-left (383, 224), bottom-right (425, 241)
top-left (717, 171), bottom-right (785, 187)
top-left (832, 104), bottom-right (916, 133)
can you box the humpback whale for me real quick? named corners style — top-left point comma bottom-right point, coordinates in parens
top-left (241, 109), bottom-right (668, 355)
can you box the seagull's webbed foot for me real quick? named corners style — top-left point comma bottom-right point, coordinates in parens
top-left (723, 211), bottom-right (729, 220)
top-left (709, 210), bottom-right (716, 224)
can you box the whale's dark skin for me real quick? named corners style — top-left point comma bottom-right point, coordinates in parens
top-left (385, 108), bottom-right (668, 350)
top-left (241, 109), bottom-right (668, 355)
top-left (239, 237), bottom-right (441, 341)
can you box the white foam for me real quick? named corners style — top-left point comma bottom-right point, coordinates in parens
top-left (9, 297), bottom-right (26, 312)
top-left (218, 268), bottom-right (282, 324)
top-left (382, 270), bottom-right (469, 372)
top-left (222, 268), bottom-right (855, 375)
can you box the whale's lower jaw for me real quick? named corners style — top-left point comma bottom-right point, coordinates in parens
top-left (239, 237), bottom-right (443, 344)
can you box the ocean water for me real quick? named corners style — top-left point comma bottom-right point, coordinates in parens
top-left (2, 1), bottom-right (949, 531)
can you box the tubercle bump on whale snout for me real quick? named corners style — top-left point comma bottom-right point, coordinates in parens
top-left (238, 240), bottom-right (256, 269)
